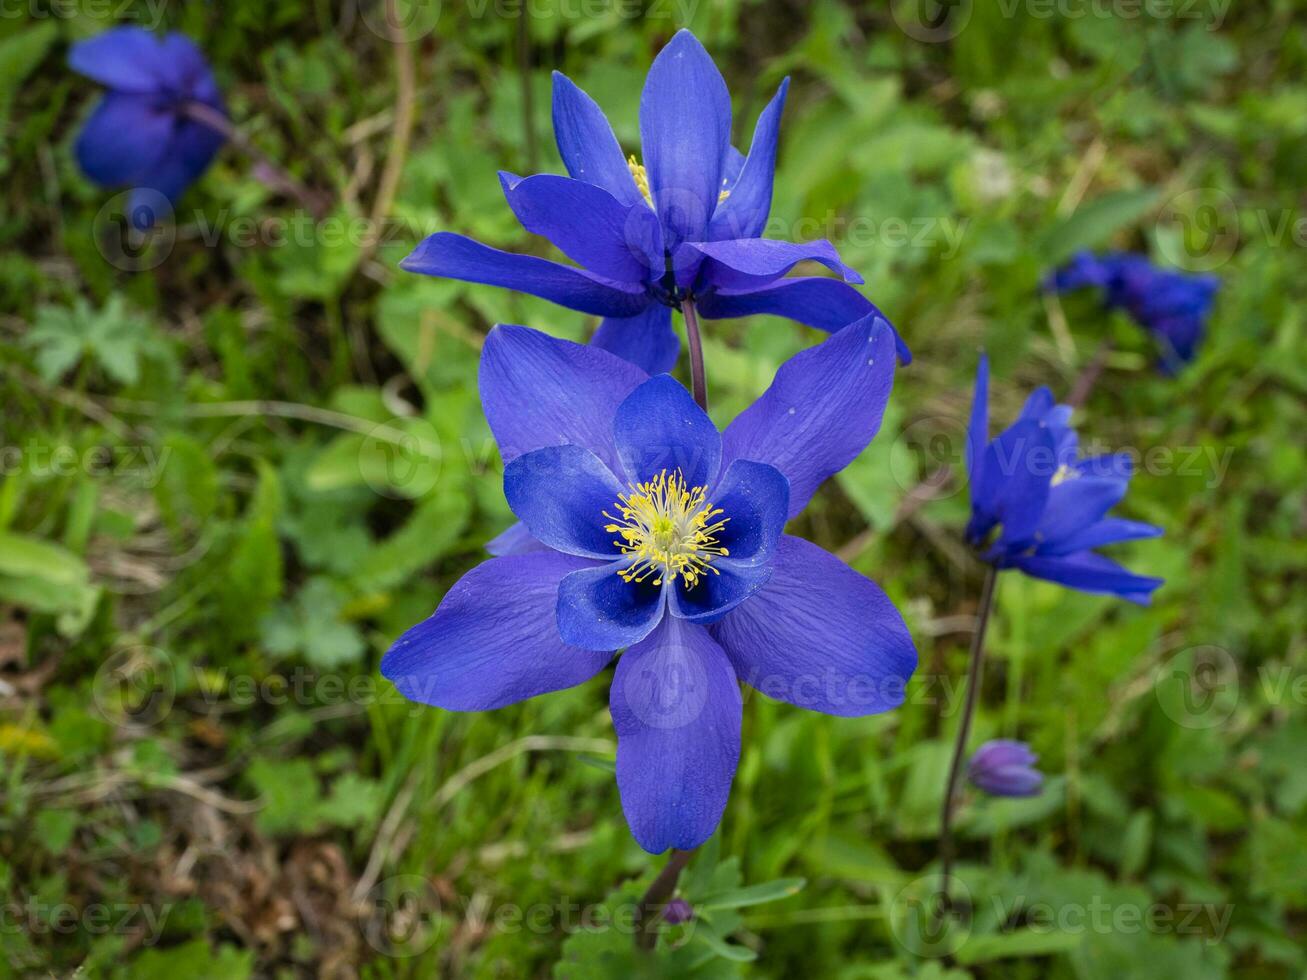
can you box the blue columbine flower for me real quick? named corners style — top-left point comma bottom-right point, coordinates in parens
top-left (400, 29), bottom-right (907, 375)
top-left (964, 354), bottom-right (1164, 604)
top-left (382, 315), bottom-right (917, 853)
top-left (69, 27), bottom-right (226, 229)
top-left (967, 739), bottom-right (1043, 797)
top-left (1047, 251), bottom-right (1219, 373)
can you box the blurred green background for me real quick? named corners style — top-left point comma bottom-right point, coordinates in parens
top-left (2, 0), bottom-right (1305, 976)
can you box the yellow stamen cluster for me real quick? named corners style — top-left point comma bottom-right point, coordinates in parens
top-left (627, 155), bottom-right (653, 206)
top-left (603, 469), bottom-right (729, 589)
top-left (625, 154), bottom-right (731, 207)
top-left (1050, 463), bottom-right (1077, 487)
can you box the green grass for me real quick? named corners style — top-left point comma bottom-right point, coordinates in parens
top-left (1, 2), bottom-right (1305, 977)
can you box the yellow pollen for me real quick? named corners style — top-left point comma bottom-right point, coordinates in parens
top-left (602, 469), bottom-right (730, 590)
top-left (1050, 463), bottom-right (1077, 487)
top-left (627, 155), bottom-right (653, 207)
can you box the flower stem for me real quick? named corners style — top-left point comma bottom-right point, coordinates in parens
top-left (681, 299), bottom-right (708, 411)
top-left (937, 566), bottom-right (998, 906)
top-left (182, 102), bottom-right (328, 219)
top-left (1067, 340), bottom-right (1111, 409)
top-left (635, 848), bottom-right (694, 952)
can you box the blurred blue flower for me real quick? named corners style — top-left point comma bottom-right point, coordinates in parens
top-left (1047, 251), bottom-right (1220, 372)
top-left (965, 354), bottom-right (1164, 604)
top-left (967, 739), bottom-right (1043, 797)
top-left (69, 27), bottom-right (226, 229)
top-left (382, 315), bottom-right (916, 853)
top-left (401, 29), bottom-right (908, 374)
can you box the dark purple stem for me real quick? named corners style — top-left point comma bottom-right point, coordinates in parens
top-left (937, 566), bottom-right (998, 906)
top-left (635, 848), bottom-right (694, 952)
top-left (1067, 341), bottom-right (1112, 409)
top-left (681, 299), bottom-right (708, 411)
top-left (182, 102), bottom-right (328, 219)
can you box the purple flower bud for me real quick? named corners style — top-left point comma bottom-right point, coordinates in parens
top-left (663, 898), bottom-right (694, 925)
top-left (967, 739), bottom-right (1043, 797)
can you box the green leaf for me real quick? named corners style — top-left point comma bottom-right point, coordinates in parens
top-left (1036, 188), bottom-right (1160, 266)
top-left (260, 577), bottom-right (365, 668)
top-left (246, 757), bottom-right (321, 836)
top-left (33, 808), bottom-right (78, 856)
top-left (0, 22), bottom-right (57, 166)
top-left (0, 531), bottom-right (92, 587)
top-left (1119, 810), bottom-right (1153, 879)
top-left (25, 297), bottom-right (156, 386)
top-left (692, 927), bottom-right (757, 963)
top-left (955, 928), bottom-right (1083, 964)
top-left (697, 878), bottom-right (806, 911)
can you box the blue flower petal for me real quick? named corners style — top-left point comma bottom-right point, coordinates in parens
top-left (74, 93), bottom-right (172, 188)
top-left (485, 521), bottom-right (548, 557)
top-left (1023, 473), bottom-right (1130, 548)
top-left (721, 314), bottom-right (896, 519)
top-left (381, 552), bottom-right (613, 710)
top-left (1039, 517), bottom-right (1162, 557)
top-left (711, 536), bottom-right (916, 716)
top-left (591, 304), bottom-right (680, 375)
top-left (613, 375), bottom-right (722, 489)
top-left (556, 560), bottom-right (667, 650)
top-left (480, 324), bottom-right (648, 474)
top-left (669, 560), bottom-right (773, 625)
top-left (68, 26), bottom-right (177, 93)
top-left (1011, 550), bottom-right (1164, 604)
top-left (498, 171), bottom-right (662, 283)
top-left (640, 29), bottom-right (731, 249)
top-left (706, 459), bottom-right (789, 565)
top-left (707, 78), bottom-right (788, 241)
top-left (401, 233), bottom-right (653, 318)
top-left (504, 445), bottom-right (625, 560)
top-left (137, 118), bottom-right (226, 214)
top-left (611, 615), bottom-right (741, 852)
top-left (969, 419), bottom-right (1055, 545)
top-left (720, 145), bottom-right (746, 190)
top-left (675, 238), bottom-right (863, 291)
top-left (696, 278), bottom-right (913, 364)
top-left (1018, 386), bottom-right (1057, 422)
top-left (551, 71), bottom-right (643, 207)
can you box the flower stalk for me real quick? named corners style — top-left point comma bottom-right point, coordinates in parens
top-left (182, 101), bottom-right (328, 220)
top-left (681, 298), bottom-right (708, 411)
top-left (635, 848), bottom-right (694, 951)
top-left (937, 566), bottom-right (998, 905)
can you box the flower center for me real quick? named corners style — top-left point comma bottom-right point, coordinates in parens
top-left (626, 154), bottom-right (731, 208)
top-left (627, 155), bottom-right (654, 207)
top-left (603, 469), bottom-right (729, 589)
